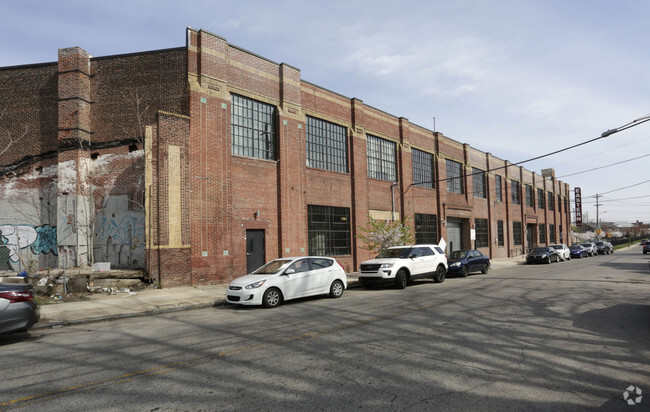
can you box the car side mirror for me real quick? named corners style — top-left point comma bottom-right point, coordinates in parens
top-left (285, 268), bottom-right (295, 275)
top-left (410, 254), bottom-right (418, 259)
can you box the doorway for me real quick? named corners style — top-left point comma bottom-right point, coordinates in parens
top-left (526, 224), bottom-right (537, 252)
top-left (246, 229), bottom-right (265, 273)
top-left (447, 218), bottom-right (464, 252)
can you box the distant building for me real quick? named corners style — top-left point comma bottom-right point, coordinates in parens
top-left (0, 28), bottom-right (571, 285)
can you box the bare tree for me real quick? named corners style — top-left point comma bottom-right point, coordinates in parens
top-left (0, 107), bottom-right (30, 160)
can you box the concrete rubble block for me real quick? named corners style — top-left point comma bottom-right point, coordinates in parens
top-left (66, 277), bottom-right (88, 293)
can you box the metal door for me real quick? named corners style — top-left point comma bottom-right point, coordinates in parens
top-left (246, 229), bottom-right (265, 273)
top-left (447, 219), bottom-right (463, 253)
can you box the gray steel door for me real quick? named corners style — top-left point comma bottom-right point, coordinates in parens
top-left (246, 229), bottom-right (265, 273)
top-left (447, 219), bottom-right (463, 252)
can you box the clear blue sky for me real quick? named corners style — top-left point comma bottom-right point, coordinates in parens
top-left (2, 0), bottom-right (649, 227)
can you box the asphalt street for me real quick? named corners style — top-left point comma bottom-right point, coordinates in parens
top-left (1, 246), bottom-right (648, 411)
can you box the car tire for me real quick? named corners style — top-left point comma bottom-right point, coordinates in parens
top-left (433, 265), bottom-right (446, 283)
top-left (481, 263), bottom-right (489, 274)
top-left (262, 288), bottom-right (282, 308)
top-left (395, 269), bottom-right (407, 289)
top-left (329, 280), bottom-right (344, 298)
top-left (461, 265), bottom-right (469, 277)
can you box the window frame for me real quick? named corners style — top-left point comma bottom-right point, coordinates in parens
top-left (475, 218), bottom-right (488, 248)
top-left (412, 148), bottom-right (435, 189)
top-left (306, 115), bottom-right (348, 173)
top-left (537, 188), bottom-right (545, 209)
top-left (513, 221), bottom-right (522, 245)
top-left (367, 135), bottom-right (397, 182)
top-left (472, 167), bottom-right (486, 199)
top-left (307, 205), bottom-right (351, 256)
top-left (497, 220), bottom-right (505, 246)
top-left (231, 94), bottom-right (277, 160)
top-left (446, 159), bottom-right (464, 194)
top-left (495, 175), bottom-right (503, 202)
top-left (415, 213), bottom-right (438, 244)
top-left (511, 180), bottom-right (521, 205)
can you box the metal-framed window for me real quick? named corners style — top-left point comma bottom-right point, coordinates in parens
top-left (495, 175), bottom-right (503, 202)
top-left (412, 148), bottom-right (435, 189)
top-left (475, 218), bottom-right (488, 248)
top-left (511, 180), bottom-right (521, 205)
top-left (231, 94), bottom-right (276, 160)
top-left (497, 220), bottom-right (505, 246)
top-left (513, 221), bottom-right (522, 245)
top-left (472, 168), bottom-right (486, 198)
top-left (539, 223), bottom-right (546, 244)
top-left (549, 224), bottom-right (556, 243)
top-left (525, 185), bottom-right (534, 207)
top-left (548, 192), bottom-right (555, 211)
top-left (415, 213), bottom-right (438, 244)
top-left (446, 159), bottom-right (464, 194)
top-left (306, 116), bottom-right (348, 173)
top-left (308, 205), bottom-right (351, 256)
top-left (537, 188), bottom-right (545, 209)
top-left (367, 135), bottom-right (397, 181)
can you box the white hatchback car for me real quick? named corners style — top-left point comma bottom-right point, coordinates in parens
top-left (226, 257), bottom-right (347, 308)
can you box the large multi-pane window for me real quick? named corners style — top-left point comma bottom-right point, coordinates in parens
top-left (549, 224), bottom-right (556, 243)
top-left (537, 188), bottom-right (545, 209)
top-left (475, 218), bottom-right (488, 248)
top-left (511, 180), bottom-right (521, 204)
top-left (308, 205), bottom-right (351, 256)
top-left (548, 192), bottom-right (555, 211)
top-left (306, 116), bottom-right (348, 173)
top-left (415, 213), bottom-right (438, 244)
top-left (497, 220), bottom-right (505, 246)
top-left (412, 148), bottom-right (435, 189)
top-left (495, 175), bottom-right (503, 202)
top-left (446, 159), bottom-right (464, 194)
top-left (367, 135), bottom-right (397, 181)
top-left (231, 94), bottom-right (276, 160)
top-left (513, 221), bottom-right (522, 245)
top-left (525, 185), bottom-right (534, 207)
top-left (472, 168), bottom-right (486, 198)
top-left (539, 223), bottom-right (546, 244)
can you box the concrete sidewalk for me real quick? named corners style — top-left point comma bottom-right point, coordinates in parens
top-left (34, 256), bottom-right (524, 329)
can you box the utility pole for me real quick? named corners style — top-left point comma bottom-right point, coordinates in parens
top-left (595, 194), bottom-right (601, 240)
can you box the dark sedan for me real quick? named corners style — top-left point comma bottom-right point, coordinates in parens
top-left (569, 245), bottom-right (588, 258)
top-left (526, 247), bottom-right (560, 264)
top-left (447, 249), bottom-right (490, 276)
top-left (0, 283), bottom-right (40, 334)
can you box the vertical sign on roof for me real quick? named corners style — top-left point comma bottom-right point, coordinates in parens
top-left (575, 187), bottom-right (582, 226)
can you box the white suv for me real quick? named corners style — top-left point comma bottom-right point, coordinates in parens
top-left (358, 245), bottom-right (448, 289)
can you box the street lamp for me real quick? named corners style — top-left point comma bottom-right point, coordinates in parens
top-left (601, 113), bottom-right (650, 137)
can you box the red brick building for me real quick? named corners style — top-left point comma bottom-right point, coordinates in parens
top-left (0, 28), bottom-right (571, 286)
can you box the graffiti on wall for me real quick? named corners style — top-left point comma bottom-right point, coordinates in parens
top-left (93, 195), bottom-right (145, 269)
top-left (0, 224), bottom-right (57, 263)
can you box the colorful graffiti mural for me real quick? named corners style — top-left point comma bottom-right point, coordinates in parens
top-left (0, 224), bottom-right (57, 263)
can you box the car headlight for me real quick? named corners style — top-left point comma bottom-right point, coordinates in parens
top-left (245, 280), bottom-right (267, 290)
top-left (542, 254), bottom-right (547, 258)
top-left (380, 263), bottom-right (395, 268)
top-left (450, 262), bottom-right (461, 267)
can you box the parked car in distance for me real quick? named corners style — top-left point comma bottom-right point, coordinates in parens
top-left (569, 245), bottom-right (588, 259)
top-left (604, 240), bottom-right (614, 253)
top-left (0, 283), bottom-right (41, 335)
top-left (594, 241), bottom-right (611, 255)
top-left (226, 257), bottom-right (347, 308)
top-left (580, 242), bottom-right (597, 257)
top-left (526, 247), bottom-right (560, 264)
top-left (550, 244), bottom-right (571, 261)
top-left (359, 244), bottom-right (447, 289)
top-left (447, 249), bottom-right (490, 277)
top-left (643, 241), bottom-right (650, 255)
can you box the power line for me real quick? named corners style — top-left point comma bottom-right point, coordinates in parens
top-left (557, 153), bottom-right (650, 178)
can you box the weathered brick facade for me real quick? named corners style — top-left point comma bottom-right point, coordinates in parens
top-left (0, 28), bottom-right (571, 286)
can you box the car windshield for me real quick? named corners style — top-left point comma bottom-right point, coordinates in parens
top-left (449, 251), bottom-right (467, 259)
top-left (551, 245), bottom-right (562, 249)
top-left (532, 248), bottom-right (550, 254)
top-left (569, 245), bottom-right (582, 250)
top-left (376, 248), bottom-right (412, 259)
top-left (595, 242), bottom-right (604, 246)
top-left (252, 259), bottom-right (293, 274)
top-left (581, 243), bottom-right (592, 248)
